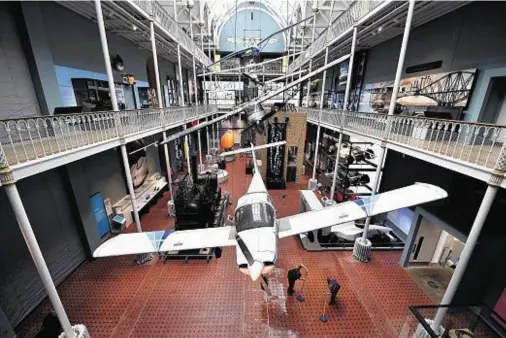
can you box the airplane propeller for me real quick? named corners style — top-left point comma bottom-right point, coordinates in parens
top-left (235, 233), bottom-right (264, 281)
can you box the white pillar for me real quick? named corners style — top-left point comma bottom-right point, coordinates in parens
top-left (183, 125), bottom-right (191, 176)
top-left (150, 20), bottom-right (163, 108)
top-left (285, 24), bottom-right (292, 88)
top-left (173, 0), bottom-right (184, 106)
top-left (355, 0), bottom-right (415, 260)
top-left (162, 131), bottom-right (174, 201)
top-left (343, 26), bottom-right (358, 111)
top-left (387, 0), bottom-right (415, 116)
top-left (96, 0), bottom-right (141, 232)
top-left (291, 26), bottom-right (297, 83)
top-left (329, 133), bottom-right (343, 201)
top-left (120, 144), bottom-right (142, 232)
top-left (188, 7), bottom-right (203, 168)
top-left (361, 145), bottom-right (385, 238)
top-left (4, 183), bottom-right (75, 338)
top-left (363, 0), bottom-right (415, 235)
top-left (431, 185), bottom-right (498, 331)
top-left (311, 125), bottom-right (321, 182)
top-left (304, 10), bottom-right (318, 108)
top-left (177, 44), bottom-right (185, 106)
top-left (95, 0), bottom-right (118, 112)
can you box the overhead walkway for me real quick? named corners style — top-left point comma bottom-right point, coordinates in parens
top-left (59, 0), bottom-right (212, 67)
top-left (288, 0), bottom-right (469, 73)
top-left (303, 108), bottom-right (506, 189)
top-left (0, 106), bottom-right (217, 182)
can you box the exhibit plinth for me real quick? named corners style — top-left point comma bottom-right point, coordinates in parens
top-left (352, 237), bottom-right (372, 262)
top-left (167, 200), bottom-right (176, 217)
top-left (308, 178), bottom-right (318, 190)
top-left (414, 319), bottom-right (444, 338)
top-left (58, 324), bottom-right (90, 338)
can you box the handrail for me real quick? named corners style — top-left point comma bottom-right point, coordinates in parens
top-left (289, 0), bottom-right (387, 73)
top-left (130, 0), bottom-right (211, 66)
top-left (0, 106), bottom-right (218, 169)
top-left (303, 108), bottom-right (506, 172)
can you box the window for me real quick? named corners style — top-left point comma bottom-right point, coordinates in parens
top-left (251, 12), bottom-right (254, 20)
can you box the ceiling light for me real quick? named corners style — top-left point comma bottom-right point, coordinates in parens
top-left (393, 18), bottom-right (399, 24)
top-left (377, 26), bottom-right (383, 33)
top-left (131, 24), bottom-right (138, 31)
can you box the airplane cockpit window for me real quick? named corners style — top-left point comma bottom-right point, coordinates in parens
top-left (235, 202), bottom-right (275, 232)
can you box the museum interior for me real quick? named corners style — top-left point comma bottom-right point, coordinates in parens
top-left (1, 0), bottom-right (506, 337)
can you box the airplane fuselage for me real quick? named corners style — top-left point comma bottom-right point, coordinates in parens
top-left (234, 192), bottom-right (278, 278)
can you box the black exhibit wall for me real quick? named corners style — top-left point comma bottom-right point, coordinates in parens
top-left (379, 150), bottom-right (506, 239)
top-left (363, 1), bottom-right (506, 85)
top-left (452, 237), bottom-right (506, 309)
top-left (380, 150), bottom-right (506, 308)
top-left (65, 148), bottom-right (127, 254)
top-left (0, 169), bottom-right (86, 328)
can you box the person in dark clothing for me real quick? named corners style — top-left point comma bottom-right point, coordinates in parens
top-left (327, 278), bottom-right (341, 305)
top-left (34, 312), bottom-right (62, 338)
top-left (287, 265), bottom-right (307, 296)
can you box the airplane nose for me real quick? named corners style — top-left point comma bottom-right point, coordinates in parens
top-left (248, 261), bottom-right (264, 281)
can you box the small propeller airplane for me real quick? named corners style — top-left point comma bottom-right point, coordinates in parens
top-left (93, 143), bottom-right (448, 282)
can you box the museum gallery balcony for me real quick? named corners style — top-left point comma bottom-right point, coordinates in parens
top-left (0, 106), bottom-right (217, 181)
top-left (303, 108), bottom-right (506, 188)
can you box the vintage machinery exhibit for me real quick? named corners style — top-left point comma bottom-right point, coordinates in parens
top-left (164, 156), bottom-right (229, 262)
top-left (302, 131), bottom-right (405, 251)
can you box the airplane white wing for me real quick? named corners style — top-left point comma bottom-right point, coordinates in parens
top-left (93, 227), bottom-right (236, 258)
top-left (278, 183), bottom-right (447, 238)
top-left (159, 226), bottom-right (237, 252)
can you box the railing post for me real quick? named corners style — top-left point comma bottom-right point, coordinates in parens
top-left (353, 0), bottom-right (416, 263)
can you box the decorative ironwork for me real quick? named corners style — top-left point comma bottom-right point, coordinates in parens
top-left (0, 106), bottom-right (217, 168)
top-left (306, 108), bottom-right (506, 171)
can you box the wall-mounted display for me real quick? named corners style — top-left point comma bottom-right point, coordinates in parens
top-left (126, 140), bottom-right (149, 189)
top-left (90, 192), bottom-right (110, 239)
top-left (358, 69), bottom-right (477, 115)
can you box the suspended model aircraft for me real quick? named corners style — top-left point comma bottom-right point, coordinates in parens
top-left (93, 143), bottom-right (448, 282)
top-left (207, 15), bottom-right (316, 69)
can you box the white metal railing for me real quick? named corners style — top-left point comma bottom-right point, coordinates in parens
top-left (0, 106), bottom-right (217, 169)
top-left (132, 0), bottom-right (211, 66)
top-left (289, 0), bottom-right (384, 73)
top-left (305, 109), bottom-right (506, 171)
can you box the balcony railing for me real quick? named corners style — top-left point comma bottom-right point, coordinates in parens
top-left (131, 0), bottom-right (211, 66)
top-left (289, 0), bottom-right (383, 73)
top-left (305, 108), bottom-right (506, 171)
top-left (0, 106), bottom-right (217, 169)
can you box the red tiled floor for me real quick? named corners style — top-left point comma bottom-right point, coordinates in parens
top-left (16, 157), bottom-right (431, 337)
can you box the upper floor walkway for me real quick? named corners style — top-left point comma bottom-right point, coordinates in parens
top-left (2, 105), bottom-right (505, 189)
top-left (0, 106), bottom-right (217, 183)
top-left (302, 108), bottom-right (506, 189)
